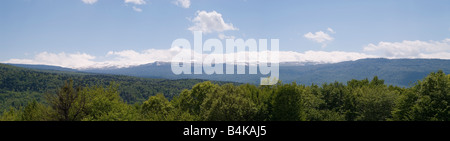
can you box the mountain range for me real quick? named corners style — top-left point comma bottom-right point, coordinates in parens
top-left (8, 58), bottom-right (450, 87)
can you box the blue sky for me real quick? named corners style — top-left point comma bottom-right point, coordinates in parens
top-left (1, 0), bottom-right (450, 68)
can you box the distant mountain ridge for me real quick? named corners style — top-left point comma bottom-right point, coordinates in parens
top-left (9, 58), bottom-right (450, 87)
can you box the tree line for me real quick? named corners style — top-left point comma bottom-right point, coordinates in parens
top-left (1, 70), bottom-right (448, 121)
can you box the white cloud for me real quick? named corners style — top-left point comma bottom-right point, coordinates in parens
top-left (173, 0), bottom-right (191, 8)
top-left (276, 50), bottom-right (376, 64)
top-left (3, 48), bottom-right (377, 69)
top-left (327, 27), bottom-right (336, 34)
top-left (3, 48), bottom-right (184, 69)
top-left (363, 38), bottom-right (450, 59)
top-left (4, 52), bottom-right (97, 69)
top-left (103, 48), bottom-right (187, 68)
top-left (188, 10), bottom-right (238, 34)
top-left (124, 0), bottom-right (146, 12)
top-left (132, 6), bottom-right (143, 12)
top-left (304, 31), bottom-right (334, 47)
top-left (82, 0), bottom-right (98, 4)
top-left (124, 0), bottom-right (146, 5)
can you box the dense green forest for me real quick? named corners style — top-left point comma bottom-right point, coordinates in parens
top-left (0, 63), bottom-right (449, 121)
top-left (0, 63), bottom-right (233, 113)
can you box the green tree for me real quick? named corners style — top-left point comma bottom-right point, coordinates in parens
top-left (354, 85), bottom-right (398, 121)
top-left (81, 83), bottom-right (136, 121)
top-left (270, 83), bottom-right (305, 121)
top-left (410, 70), bottom-right (449, 121)
top-left (391, 90), bottom-right (418, 121)
top-left (171, 81), bottom-right (219, 118)
top-left (21, 100), bottom-right (51, 121)
top-left (200, 84), bottom-right (258, 121)
top-left (321, 82), bottom-right (348, 112)
top-left (46, 80), bottom-right (85, 121)
top-left (243, 84), bottom-right (270, 121)
top-left (141, 94), bottom-right (174, 121)
top-left (304, 84), bottom-right (345, 121)
top-left (0, 107), bottom-right (21, 121)
top-left (370, 76), bottom-right (385, 86)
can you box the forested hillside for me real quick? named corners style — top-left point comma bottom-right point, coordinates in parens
top-left (0, 63), bottom-right (232, 112)
top-left (1, 62), bottom-right (449, 121)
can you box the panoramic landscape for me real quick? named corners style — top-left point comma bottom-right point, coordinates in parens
top-left (0, 62), bottom-right (449, 121)
top-left (0, 0), bottom-right (449, 124)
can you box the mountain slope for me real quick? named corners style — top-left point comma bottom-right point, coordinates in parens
top-left (81, 58), bottom-right (450, 87)
top-left (279, 58), bottom-right (450, 87)
top-left (0, 63), bottom-right (232, 112)
top-left (11, 58), bottom-right (450, 87)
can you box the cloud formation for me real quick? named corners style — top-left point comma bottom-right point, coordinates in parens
top-left (363, 38), bottom-right (450, 59)
top-left (3, 48), bottom-right (376, 69)
top-left (124, 0), bottom-right (146, 5)
top-left (124, 0), bottom-right (146, 12)
top-left (327, 27), bottom-right (336, 34)
top-left (82, 0), bottom-right (98, 4)
top-left (277, 50), bottom-right (375, 64)
top-left (173, 0), bottom-right (191, 8)
top-left (4, 48), bottom-right (183, 69)
top-left (188, 11), bottom-right (238, 34)
top-left (6, 39), bottom-right (450, 69)
top-left (4, 52), bottom-right (97, 69)
top-left (304, 31), bottom-right (334, 47)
